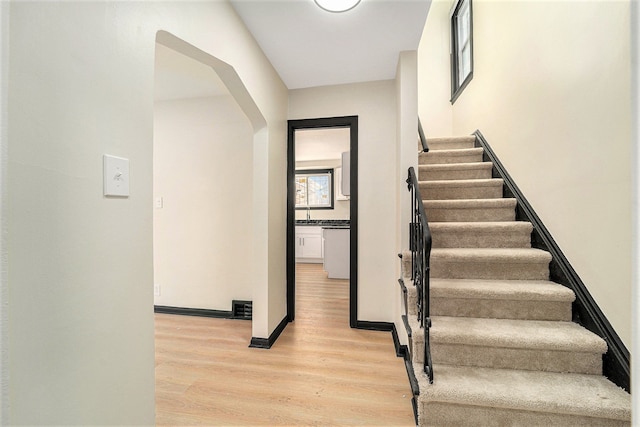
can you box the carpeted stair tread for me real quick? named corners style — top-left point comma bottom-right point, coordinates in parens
top-left (430, 278), bottom-right (575, 302)
top-left (430, 316), bottom-right (607, 353)
top-left (430, 221), bottom-right (532, 233)
top-left (426, 136), bottom-right (476, 151)
top-left (431, 248), bottom-right (552, 280)
top-left (419, 147), bottom-right (483, 165)
top-left (419, 178), bottom-right (503, 189)
top-left (407, 279), bottom-right (574, 321)
top-left (430, 221), bottom-right (533, 248)
top-left (420, 179), bottom-right (504, 200)
top-left (419, 162), bottom-right (493, 181)
top-left (417, 364), bottom-right (631, 422)
top-left (416, 278), bottom-right (575, 322)
top-left (420, 147), bottom-right (483, 157)
top-left (418, 317), bottom-right (604, 374)
top-left (424, 198), bottom-right (517, 222)
top-left (420, 162), bottom-right (492, 172)
top-left (424, 198), bottom-right (516, 210)
top-left (431, 247), bottom-right (551, 263)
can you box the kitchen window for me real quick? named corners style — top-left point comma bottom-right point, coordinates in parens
top-left (295, 169), bottom-right (334, 210)
top-left (451, 0), bottom-right (473, 103)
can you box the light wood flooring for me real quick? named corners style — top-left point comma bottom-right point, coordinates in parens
top-left (155, 263), bottom-right (415, 426)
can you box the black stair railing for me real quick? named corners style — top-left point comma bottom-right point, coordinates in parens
top-left (418, 119), bottom-right (429, 152)
top-left (407, 167), bottom-right (434, 383)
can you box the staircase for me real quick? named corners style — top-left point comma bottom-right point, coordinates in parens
top-left (402, 135), bottom-right (631, 426)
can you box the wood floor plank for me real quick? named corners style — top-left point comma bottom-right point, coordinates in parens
top-left (155, 263), bottom-right (414, 426)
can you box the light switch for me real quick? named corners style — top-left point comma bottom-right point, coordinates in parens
top-left (155, 197), bottom-right (164, 209)
top-left (103, 155), bottom-right (129, 197)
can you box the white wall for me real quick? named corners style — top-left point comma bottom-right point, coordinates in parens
top-left (418, 0), bottom-right (633, 346)
top-left (5, 1), bottom-right (287, 424)
top-left (0, 1), bottom-right (8, 423)
top-left (294, 159), bottom-right (350, 221)
top-left (289, 80), bottom-right (398, 322)
top-left (154, 96), bottom-right (253, 311)
top-left (418, 0), bottom-right (453, 137)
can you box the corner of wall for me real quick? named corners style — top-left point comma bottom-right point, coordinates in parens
top-left (417, 0), bottom-right (455, 138)
top-left (395, 50), bottom-right (418, 346)
top-left (630, 0), bottom-right (639, 414)
top-left (0, 0), bottom-right (8, 422)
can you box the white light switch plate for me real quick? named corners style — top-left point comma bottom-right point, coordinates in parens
top-left (103, 155), bottom-right (129, 197)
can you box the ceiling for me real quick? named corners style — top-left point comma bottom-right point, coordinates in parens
top-left (154, 1), bottom-right (430, 159)
top-left (230, 0), bottom-right (432, 89)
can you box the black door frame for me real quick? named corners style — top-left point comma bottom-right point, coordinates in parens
top-left (287, 116), bottom-right (358, 327)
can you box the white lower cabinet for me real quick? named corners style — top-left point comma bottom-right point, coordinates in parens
top-left (322, 227), bottom-right (350, 279)
top-left (295, 226), bottom-right (324, 263)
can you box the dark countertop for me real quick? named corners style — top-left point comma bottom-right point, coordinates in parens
top-left (295, 219), bottom-right (350, 227)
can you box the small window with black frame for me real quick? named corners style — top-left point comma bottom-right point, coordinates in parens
top-left (451, 0), bottom-right (473, 103)
top-left (295, 169), bottom-right (334, 210)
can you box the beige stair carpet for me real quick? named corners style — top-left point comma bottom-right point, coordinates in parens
top-left (424, 198), bottom-right (518, 222)
top-left (429, 221), bottom-right (533, 248)
top-left (419, 162), bottom-right (494, 181)
top-left (403, 135), bottom-right (630, 426)
top-left (431, 278), bottom-right (575, 321)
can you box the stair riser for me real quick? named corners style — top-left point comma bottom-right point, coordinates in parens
top-left (419, 153), bottom-right (483, 165)
top-left (411, 330), bottom-right (602, 376)
top-left (427, 140), bottom-right (476, 150)
top-left (406, 314), bottom-right (427, 364)
top-left (412, 332), bottom-right (425, 364)
top-left (401, 257), bottom-right (412, 280)
top-left (425, 206), bottom-right (516, 222)
top-left (420, 402), bottom-right (629, 427)
top-left (431, 230), bottom-right (531, 248)
top-left (431, 297), bottom-right (572, 321)
top-left (419, 168), bottom-right (492, 181)
top-left (420, 184), bottom-right (503, 200)
top-left (430, 344), bottom-right (602, 375)
top-left (407, 285), bottom-right (417, 314)
top-left (431, 260), bottom-right (550, 280)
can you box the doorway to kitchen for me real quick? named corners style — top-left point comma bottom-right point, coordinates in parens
top-left (287, 116), bottom-right (358, 327)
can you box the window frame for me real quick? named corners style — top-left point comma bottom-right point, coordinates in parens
top-left (450, 0), bottom-right (474, 103)
top-left (294, 168), bottom-right (335, 210)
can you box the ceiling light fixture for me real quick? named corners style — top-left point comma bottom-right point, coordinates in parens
top-left (314, 0), bottom-right (361, 13)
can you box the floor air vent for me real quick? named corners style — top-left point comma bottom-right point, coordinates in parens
top-left (232, 300), bottom-right (252, 320)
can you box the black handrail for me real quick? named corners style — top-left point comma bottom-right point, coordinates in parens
top-left (406, 167), bottom-right (433, 383)
top-left (418, 119), bottom-right (428, 152)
